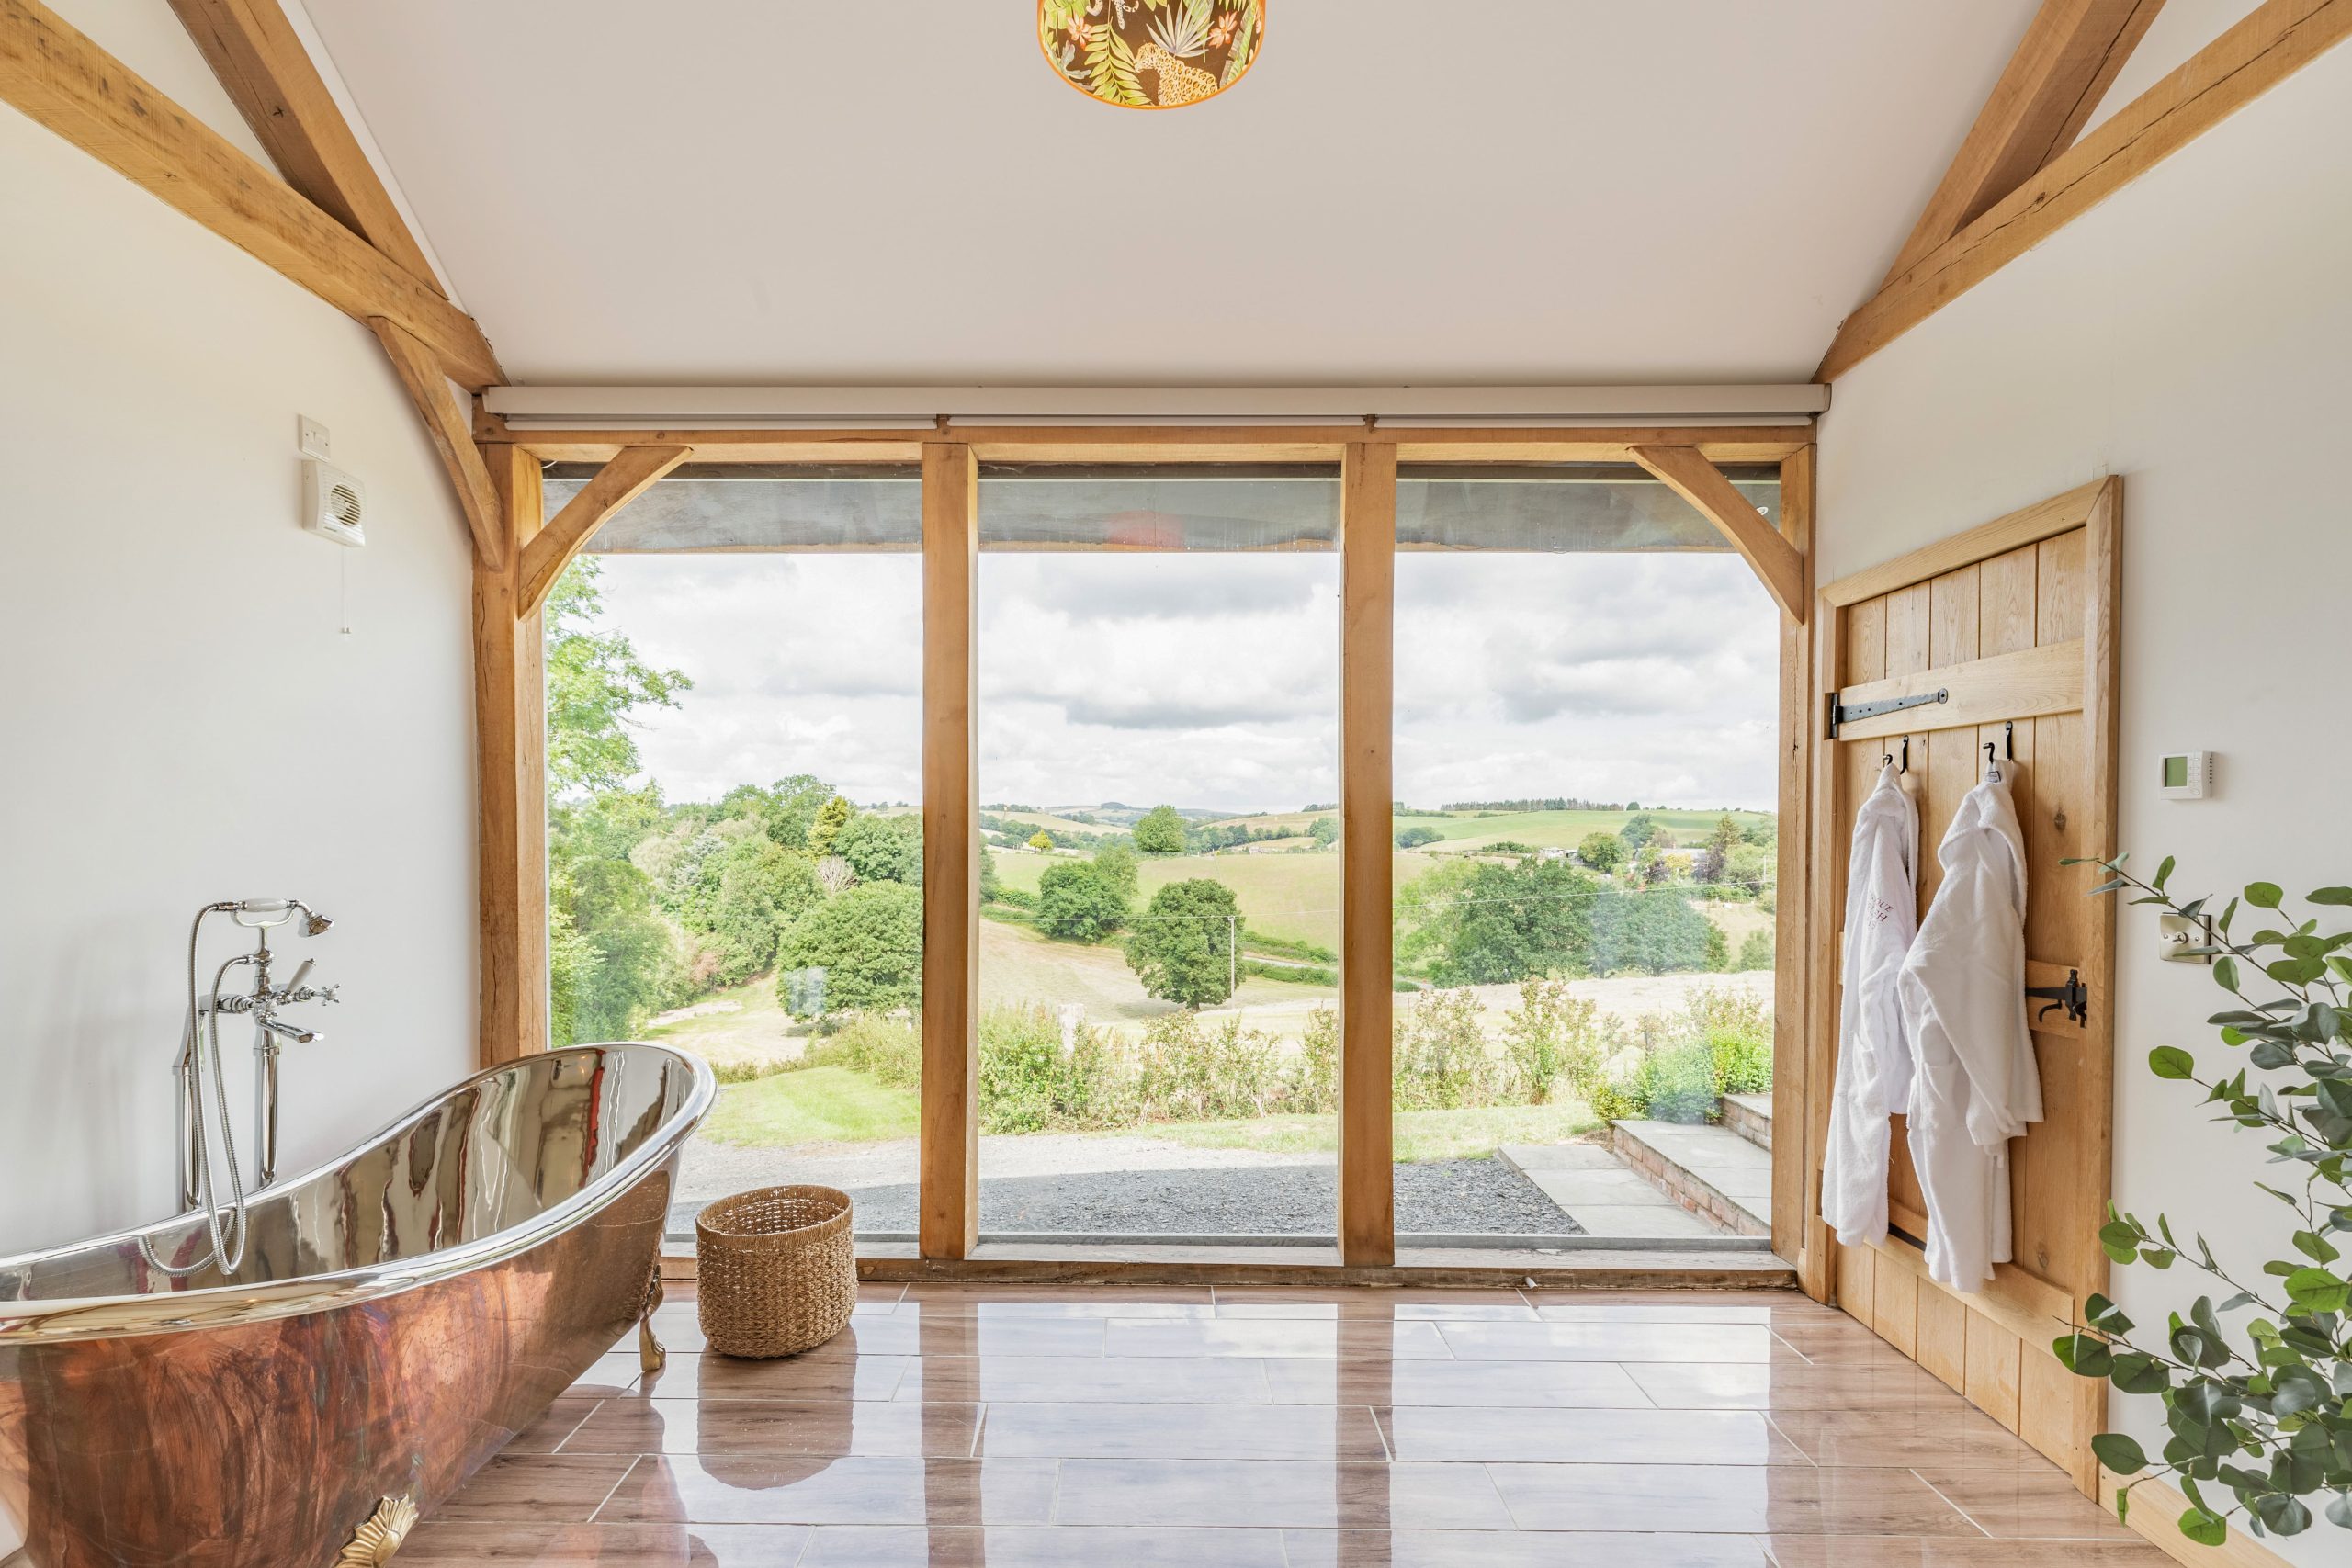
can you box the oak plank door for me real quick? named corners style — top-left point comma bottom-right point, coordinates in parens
top-left (1808, 479), bottom-right (2120, 1493)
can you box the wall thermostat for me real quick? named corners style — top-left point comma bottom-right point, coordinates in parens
top-left (302, 457), bottom-right (368, 547)
top-left (2160, 751), bottom-right (2212, 800)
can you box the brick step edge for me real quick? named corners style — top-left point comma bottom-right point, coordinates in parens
top-left (1722, 1092), bottom-right (1772, 1152)
top-left (1609, 1122), bottom-right (1770, 1239)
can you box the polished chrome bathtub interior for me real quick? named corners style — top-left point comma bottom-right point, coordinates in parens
top-left (150, 897), bottom-right (340, 1277)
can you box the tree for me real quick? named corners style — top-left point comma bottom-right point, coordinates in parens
top-left (808, 795), bottom-right (854, 857)
top-left (775, 882), bottom-right (922, 1016)
top-left (1695, 813), bottom-right (1742, 883)
top-left (1724, 842), bottom-right (1774, 896)
top-left (1577, 831), bottom-right (1625, 874)
top-left (1133, 805), bottom-right (1188, 856)
top-left (1310, 816), bottom-right (1339, 847)
top-left (1430, 860), bottom-right (1602, 986)
top-left (1590, 888), bottom-right (1724, 976)
top-left (1618, 811), bottom-right (1658, 851)
top-left (1037, 862), bottom-right (1130, 942)
top-left (1395, 825), bottom-right (1442, 849)
top-left (835, 812), bottom-right (922, 885)
top-left (1025, 829), bottom-right (1055, 852)
top-left (544, 559), bottom-right (689, 1045)
top-left (701, 839), bottom-right (822, 987)
top-left (1124, 879), bottom-right (1240, 1006)
top-left (544, 559), bottom-right (690, 798)
top-left (1091, 840), bottom-right (1139, 897)
top-left (979, 846), bottom-right (1003, 902)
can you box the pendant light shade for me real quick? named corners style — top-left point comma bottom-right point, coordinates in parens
top-left (1039, 0), bottom-right (1264, 110)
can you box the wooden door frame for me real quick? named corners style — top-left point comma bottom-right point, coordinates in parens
top-left (483, 426), bottom-right (1818, 1275)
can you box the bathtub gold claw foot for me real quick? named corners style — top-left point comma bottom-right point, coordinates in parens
top-left (639, 1262), bottom-right (667, 1373)
top-left (334, 1495), bottom-right (417, 1566)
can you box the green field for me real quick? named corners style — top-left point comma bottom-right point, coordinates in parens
top-left (703, 1065), bottom-right (919, 1146)
top-left (981, 916), bottom-right (1333, 1022)
top-left (992, 846), bottom-right (1438, 953)
top-left (990, 797), bottom-right (1772, 953)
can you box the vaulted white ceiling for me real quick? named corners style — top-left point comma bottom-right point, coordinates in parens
top-left (300, 0), bottom-right (2047, 388)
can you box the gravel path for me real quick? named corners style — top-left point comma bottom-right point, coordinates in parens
top-left (673, 1134), bottom-right (1577, 1236)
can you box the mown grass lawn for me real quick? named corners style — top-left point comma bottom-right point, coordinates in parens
top-left (696, 1056), bottom-right (1595, 1165)
top-left (701, 1065), bottom-right (919, 1147)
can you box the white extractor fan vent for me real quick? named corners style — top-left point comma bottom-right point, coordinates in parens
top-left (303, 458), bottom-right (367, 547)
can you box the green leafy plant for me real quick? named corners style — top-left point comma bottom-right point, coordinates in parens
top-left (2055, 854), bottom-right (2352, 1546)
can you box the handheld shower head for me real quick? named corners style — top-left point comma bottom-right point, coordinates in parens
top-left (230, 898), bottom-right (333, 935)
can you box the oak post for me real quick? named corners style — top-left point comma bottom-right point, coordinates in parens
top-left (1770, 446), bottom-right (1823, 1285)
top-left (1338, 442), bottom-right (1397, 1266)
top-left (920, 442), bottom-right (980, 1259)
top-left (475, 445), bottom-right (548, 1066)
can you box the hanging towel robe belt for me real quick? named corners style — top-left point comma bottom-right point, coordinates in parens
top-left (1897, 770), bottom-right (2043, 1291)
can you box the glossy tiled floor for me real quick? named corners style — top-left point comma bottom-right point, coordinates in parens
top-left (405, 1281), bottom-right (2172, 1567)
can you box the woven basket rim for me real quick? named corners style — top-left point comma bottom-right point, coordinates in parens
top-left (695, 1183), bottom-right (853, 1241)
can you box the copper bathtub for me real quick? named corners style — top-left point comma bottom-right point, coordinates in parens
top-left (0, 1043), bottom-right (713, 1568)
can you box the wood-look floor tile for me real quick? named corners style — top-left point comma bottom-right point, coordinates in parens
top-left (595, 1455), bottom-right (1057, 1527)
top-left (1050, 1459), bottom-right (1514, 1530)
top-left (1486, 1462), bottom-right (1983, 1535)
top-left (1264, 1357), bottom-right (1652, 1407)
top-left (1528, 1291), bottom-right (1836, 1326)
top-left (1377, 1406), bottom-right (1810, 1465)
top-left (435, 1452), bottom-right (641, 1522)
top-left (571, 1351), bottom-right (645, 1395)
top-left (565, 1396), bottom-right (980, 1457)
top-left (978, 1401), bottom-right (1386, 1461)
top-left (900, 1283), bottom-right (1215, 1316)
top-left (1437, 1320), bottom-right (1777, 1362)
top-left (1766, 1407), bottom-right (2030, 1468)
top-left (401, 1520), bottom-right (811, 1564)
top-left (640, 1350), bottom-right (911, 1402)
top-left (796, 1524), bottom-right (1290, 1566)
top-left (504, 1391), bottom-right (605, 1453)
top-left (1762, 1535), bottom-right (2173, 1566)
top-left (635, 1303), bottom-right (891, 1360)
top-left (1283, 1528), bottom-right (1774, 1566)
top-left (811, 1314), bottom-right (1109, 1359)
top-left (1910, 1462), bottom-right (2137, 1539)
top-left (897, 1353), bottom-right (1273, 1404)
top-left (1626, 1358), bottom-right (1955, 1410)
top-left (1102, 1317), bottom-right (1454, 1359)
top-left (1213, 1287), bottom-right (1537, 1321)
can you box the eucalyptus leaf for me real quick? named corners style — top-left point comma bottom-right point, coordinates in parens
top-left (2091, 1432), bottom-right (2149, 1474)
top-left (2246, 882), bottom-right (2285, 909)
top-left (2150, 1046), bottom-right (2196, 1080)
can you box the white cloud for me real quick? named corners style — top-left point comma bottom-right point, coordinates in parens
top-left (582, 544), bottom-right (1778, 814)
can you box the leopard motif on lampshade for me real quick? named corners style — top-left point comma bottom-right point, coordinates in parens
top-left (1039, 0), bottom-right (1264, 110)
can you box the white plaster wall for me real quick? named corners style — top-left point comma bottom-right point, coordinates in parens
top-left (1818, 43), bottom-right (2352, 1566)
top-left (0, 4), bottom-right (478, 1257)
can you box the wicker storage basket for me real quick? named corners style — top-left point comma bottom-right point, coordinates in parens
top-left (695, 1185), bottom-right (856, 1358)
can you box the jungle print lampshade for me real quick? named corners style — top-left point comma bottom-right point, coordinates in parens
top-left (1039, 0), bottom-right (1264, 109)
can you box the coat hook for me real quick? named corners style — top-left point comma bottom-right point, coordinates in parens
top-left (2002, 719), bottom-right (2015, 759)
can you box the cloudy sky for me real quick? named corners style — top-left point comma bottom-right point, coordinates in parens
top-left (585, 547), bottom-right (1779, 815)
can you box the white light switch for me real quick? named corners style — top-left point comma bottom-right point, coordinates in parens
top-left (298, 415), bottom-right (332, 460)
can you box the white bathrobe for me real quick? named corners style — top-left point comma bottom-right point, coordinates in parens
top-left (1822, 762), bottom-right (1918, 1247)
top-left (1898, 772), bottom-right (2042, 1290)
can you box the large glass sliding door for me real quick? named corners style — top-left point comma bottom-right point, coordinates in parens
top-left (1387, 467), bottom-right (1783, 1248)
top-left (974, 466), bottom-right (1342, 1242)
top-left (540, 466), bottom-right (925, 1239)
